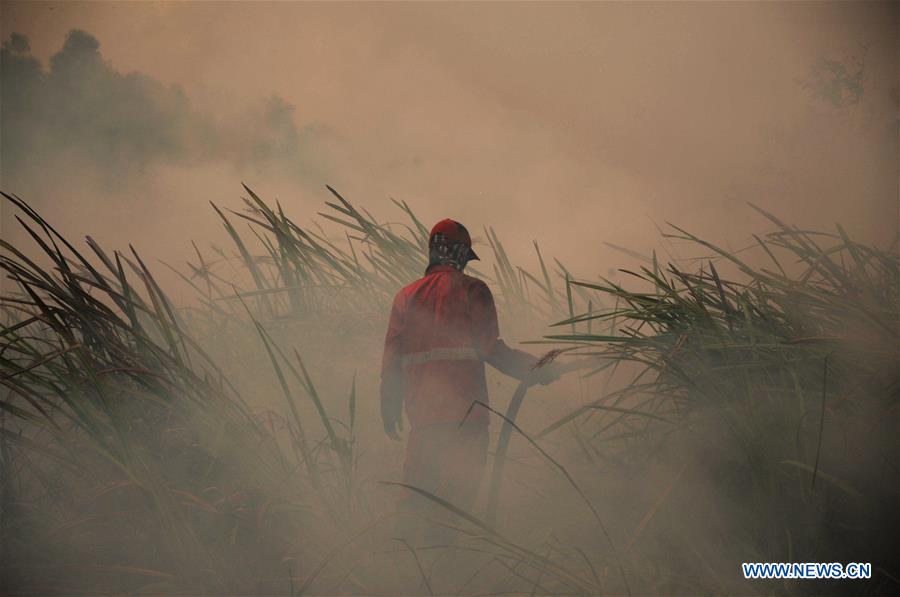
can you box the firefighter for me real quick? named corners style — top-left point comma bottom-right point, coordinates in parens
top-left (381, 218), bottom-right (560, 543)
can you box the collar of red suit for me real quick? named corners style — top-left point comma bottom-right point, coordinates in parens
top-left (425, 264), bottom-right (460, 275)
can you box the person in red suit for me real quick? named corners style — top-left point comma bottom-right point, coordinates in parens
top-left (381, 218), bottom-right (559, 542)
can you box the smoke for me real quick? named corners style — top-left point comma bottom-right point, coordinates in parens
top-left (0, 29), bottom-right (337, 284)
top-left (1, 5), bottom-right (897, 594)
top-left (1, 29), bottom-right (332, 190)
top-left (2, 2), bottom-right (896, 284)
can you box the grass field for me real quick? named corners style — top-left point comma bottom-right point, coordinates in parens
top-left (1, 186), bottom-right (896, 595)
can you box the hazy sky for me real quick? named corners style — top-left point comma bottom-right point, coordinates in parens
top-left (1, 1), bottom-right (896, 285)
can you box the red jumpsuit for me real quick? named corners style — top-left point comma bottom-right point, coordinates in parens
top-left (381, 264), bottom-right (535, 513)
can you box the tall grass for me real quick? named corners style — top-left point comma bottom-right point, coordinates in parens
top-left (1, 186), bottom-right (603, 594)
top-left (540, 205), bottom-right (898, 588)
top-left (0, 191), bottom-right (364, 593)
top-left (2, 186), bottom-right (896, 594)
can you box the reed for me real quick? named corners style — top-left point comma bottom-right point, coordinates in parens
top-left (539, 205), bottom-right (898, 588)
top-left (2, 187), bottom-right (896, 594)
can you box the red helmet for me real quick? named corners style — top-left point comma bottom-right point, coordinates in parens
top-left (429, 219), bottom-right (479, 261)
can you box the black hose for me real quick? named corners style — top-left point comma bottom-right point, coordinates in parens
top-left (485, 378), bottom-right (533, 526)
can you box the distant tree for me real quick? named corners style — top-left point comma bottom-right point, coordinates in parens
top-left (799, 47), bottom-right (866, 108)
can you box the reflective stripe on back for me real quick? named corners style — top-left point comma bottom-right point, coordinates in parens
top-left (400, 346), bottom-right (480, 369)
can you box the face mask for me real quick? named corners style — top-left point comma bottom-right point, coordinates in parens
top-left (428, 238), bottom-right (470, 272)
